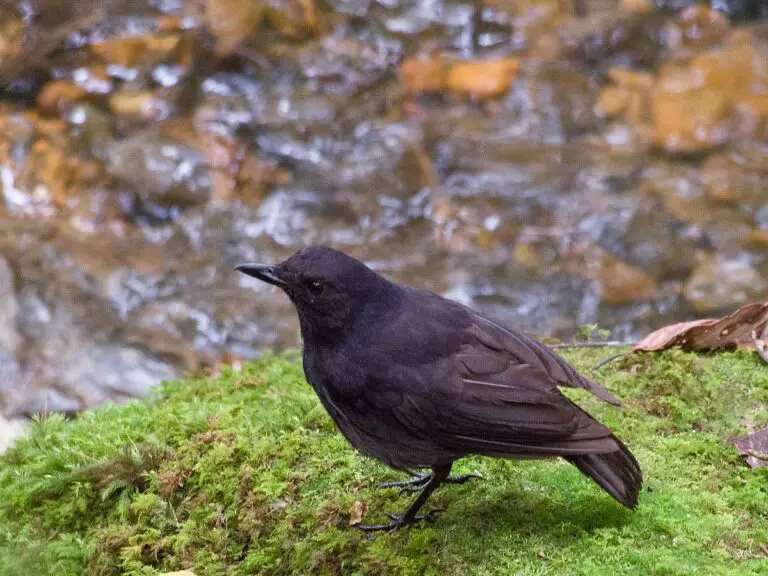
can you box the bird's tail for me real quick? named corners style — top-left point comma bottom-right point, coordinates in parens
top-left (566, 435), bottom-right (642, 509)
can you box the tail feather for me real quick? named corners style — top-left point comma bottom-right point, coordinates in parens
top-left (567, 435), bottom-right (642, 509)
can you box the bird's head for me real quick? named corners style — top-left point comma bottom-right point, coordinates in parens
top-left (236, 246), bottom-right (391, 340)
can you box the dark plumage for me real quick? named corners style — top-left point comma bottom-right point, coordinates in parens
top-left (236, 246), bottom-right (642, 531)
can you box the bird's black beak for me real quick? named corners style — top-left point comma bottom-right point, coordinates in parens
top-left (235, 263), bottom-right (287, 287)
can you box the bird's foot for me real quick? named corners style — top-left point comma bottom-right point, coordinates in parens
top-left (356, 509), bottom-right (445, 532)
top-left (380, 472), bottom-right (484, 495)
top-left (377, 472), bottom-right (430, 490)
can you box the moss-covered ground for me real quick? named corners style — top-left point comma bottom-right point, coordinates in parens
top-left (0, 348), bottom-right (766, 575)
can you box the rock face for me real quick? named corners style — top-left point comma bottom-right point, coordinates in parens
top-left (685, 257), bottom-right (767, 314)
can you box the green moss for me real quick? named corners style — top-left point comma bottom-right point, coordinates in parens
top-left (0, 349), bottom-right (766, 575)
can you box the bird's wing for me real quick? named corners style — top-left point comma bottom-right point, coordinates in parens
top-left (373, 316), bottom-right (620, 457)
top-left (467, 312), bottom-right (623, 406)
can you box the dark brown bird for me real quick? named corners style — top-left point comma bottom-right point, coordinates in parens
top-left (236, 246), bottom-right (642, 531)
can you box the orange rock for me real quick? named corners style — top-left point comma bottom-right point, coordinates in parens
top-left (529, 32), bottom-right (562, 60)
top-left (513, 242), bottom-right (542, 275)
top-left (734, 92), bottom-right (768, 119)
top-left (665, 5), bottom-right (728, 53)
top-left (599, 259), bottom-right (658, 306)
top-left (90, 38), bottom-right (146, 68)
top-left (447, 59), bottom-right (520, 100)
top-left (0, 17), bottom-right (23, 61)
top-left (620, 0), bottom-right (653, 13)
top-left (692, 45), bottom-right (760, 96)
top-left (595, 87), bottom-right (629, 118)
top-left (399, 57), bottom-right (448, 95)
top-left (607, 68), bottom-right (655, 91)
top-left (34, 118), bottom-right (68, 138)
top-left (264, 0), bottom-right (327, 40)
top-left (206, 0), bottom-right (266, 56)
top-left (652, 84), bottom-right (729, 153)
top-left (109, 91), bottom-right (168, 120)
top-left (744, 229), bottom-right (768, 248)
top-left (37, 81), bottom-right (87, 115)
top-left (156, 15), bottom-right (183, 32)
top-left (568, 245), bottom-right (658, 305)
top-left (144, 34), bottom-right (181, 54)
top-left (625, 90), bottom-right (650, 125)
top-left (91, 34), bottom-right (181, 68)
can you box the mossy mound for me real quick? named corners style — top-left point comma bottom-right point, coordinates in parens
top-left (0, 349), bottom-right (766, 575)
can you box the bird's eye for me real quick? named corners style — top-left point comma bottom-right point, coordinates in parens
top-left (308, 279), bottom-right (325, 296)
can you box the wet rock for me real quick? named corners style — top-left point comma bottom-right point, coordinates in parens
top-left (565, 10), bottom-right (669, 72)
top-left (108, 124), bottom-right (211, 210)
top-left (685, 256), bottom-right (767, 314)
top-left (400, 56), bottom-right (448, 96)
top-left (109, 90), bottom-right (173, 122)
top-left (296, 37), bottom-right (400, 97)
top-left (663, 5), bottom-right (729, 55)
top-left (427, 193), bottom-right (520, 257)
top-left (565, 243), bottom-right (659, 306)
top-left (263, 0), bottom-right (329, 39)
top-left (68, 104), bottom-right (115, 162)
top-left (652, 66), bottom-right (729, 153)
top-left (700, 146), bottom-right (768, 210)
top-left (587, 195), bottom-right (703, 280)
top-left (90, 33), bottom-right (183, 70)
top-left (0, 15), bottom-right (23, 63)
top-left (621, 0), bottom-right (654, 13)
top-left (447, 59), bottom-right (520, 100)
top-left (37, 80), bottom-right (88, 116)
top-left (0, 414), bottom-right (26, 455)
top-left (0, 256), bottom-right (20, 353)
top-left (8, 387), bottom-right (82, 417)
top-left (0, 111), bottom-right (98, 216)
top-left (594, 68), bottom-right (654, 125)
top-left (428, 65), bottom-right (597, 148)
top-left (55, 342), bottom-right (177, 405)
top-left (206, 0), bottom-right (266, 57)
top-left (710, 0), bottom-right (768, 21)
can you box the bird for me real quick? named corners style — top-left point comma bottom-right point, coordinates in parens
top-left (236, 246), bottom-right (642, 531)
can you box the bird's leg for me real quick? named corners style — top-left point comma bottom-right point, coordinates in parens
top-left (380, 471), bottom-right (484, 495)
top-left (358, 464), bottom-right (452, 532)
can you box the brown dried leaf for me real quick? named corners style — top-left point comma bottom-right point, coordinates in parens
top-left (348, 500), bottom-right (368, 526)
top-left (632, 302), bottom-right (768, 352)
top-left (728, 427), bottom-right (768, 470)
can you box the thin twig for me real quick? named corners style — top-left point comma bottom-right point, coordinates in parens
top-left (592, 351), bottom-right (633, 371)
top-left (550, 341), bottom-right (632, 350)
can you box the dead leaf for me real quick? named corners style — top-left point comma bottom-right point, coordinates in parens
top-left (348, 500), bottom-right (368, 526)
top-left (760, 543), bottom-right (768, 557)
top-left (632, 302), bottom-right (768, 352)
top-left (728, 427), bottom-right (768, 470)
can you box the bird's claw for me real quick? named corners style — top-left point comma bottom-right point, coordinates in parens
top-left (444, 472), bottom-right (484, 485)
top-left (357, 509), bottom-right (445, 532)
